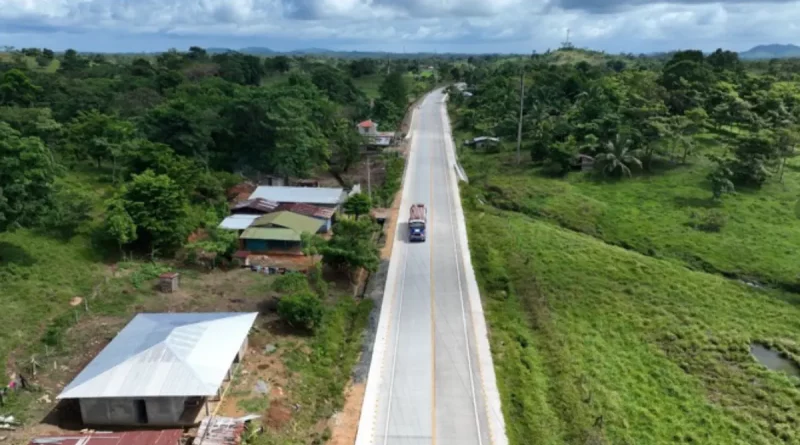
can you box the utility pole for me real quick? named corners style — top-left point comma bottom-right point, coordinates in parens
top-left (366, 156), bottom-right (372, 199)
top-left (516, 66), bottom-right (525, 164)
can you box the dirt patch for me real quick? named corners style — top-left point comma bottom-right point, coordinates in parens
top-left (265, 400), bottom-right (293, 430)
top-left (327, 383), bottom-right (366, 445)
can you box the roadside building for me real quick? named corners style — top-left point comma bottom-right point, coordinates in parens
top-left (56, 312), bottom-right (258, 427)
top-left (357, 120), bottom-right (396, 150)
top-left (464, 136), bottom-right (500, 149)
top-left (28, 430), bottom-right (183, 445)
top-left (218, 214), bottom-right (260, 234)
top-left (276, 202), bottom-right (336, 233)
top-left (239, 211), bottom-right (324, 253)
top-left (229, 198), bottom-right (280, 215)
top-left (357, 119), bottom-right (378, 136)
top-left (248, 186), bottom-right (347, 211)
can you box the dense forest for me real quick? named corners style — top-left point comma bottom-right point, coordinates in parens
top-left (450, 48), bottom-right (800, 444)
top-left (0, 47), bottom-right (454, 256)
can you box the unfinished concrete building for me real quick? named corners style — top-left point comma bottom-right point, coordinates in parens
top-left (56, 312), bottom-right (258, 427)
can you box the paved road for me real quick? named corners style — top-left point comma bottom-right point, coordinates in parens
top-left (356, 89), bottom-right (507, 445)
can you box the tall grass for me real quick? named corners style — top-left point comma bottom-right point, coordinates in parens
top-left (465, 196), bottom-right (800, 445)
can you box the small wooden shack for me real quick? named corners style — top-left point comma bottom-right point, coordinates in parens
top-left (159, 272), bottom-right (179, 293)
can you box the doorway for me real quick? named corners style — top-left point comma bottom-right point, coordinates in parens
top-left (134, 399), bottom-right (148, 424)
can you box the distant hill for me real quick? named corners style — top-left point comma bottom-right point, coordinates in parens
top-left (196, 46), bottom-right (472, 59)
top-left (739, 44), bottom-right (800, 60)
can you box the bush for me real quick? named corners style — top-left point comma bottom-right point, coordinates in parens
top-left (688, 209), bottom-right (728, 233)
top-left (42, 182), bottom-right (94, 239)
top-left (278, 291), bottom-right (325, 331)
top-left (273, 272), bottom-right (311, 294)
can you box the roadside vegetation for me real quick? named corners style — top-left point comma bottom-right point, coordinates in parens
top-left (450, 48), bottom-right (800, 444)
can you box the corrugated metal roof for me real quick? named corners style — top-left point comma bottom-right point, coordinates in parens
top-left (219, 214), bottom-right (259, 230)
top-left (29, 429), bottom-right (183, 445)
top-left (240, 227), bottom-right (301, 241)
top-left (57, 312), bottom-right (258, 399)
top-left (252, 211), bottom-right (324, 234)
top-left (249, 186), bottom-right (345, 206)
top-left (231, 198), bottom-right (279, 213)
top-left (195, 416), bottom-right (249, 445)
top-left (276, 202), bottom-right (335, 219)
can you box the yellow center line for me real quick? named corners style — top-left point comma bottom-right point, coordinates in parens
top-left (428, 107), bottom-right (437, 445)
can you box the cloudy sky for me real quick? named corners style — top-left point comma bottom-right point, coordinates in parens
top-left (0, 0), bottom-right (798, 54)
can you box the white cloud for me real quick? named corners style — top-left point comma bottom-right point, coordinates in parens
top-left (0, 0), bottom-right (798, 52)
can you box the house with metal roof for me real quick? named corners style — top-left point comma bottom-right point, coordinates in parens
top-left (218, 214), bottom-right (260, 232)
top-left (56, 312), bottom-right (258, 427)
top-left (239, 211), bottom-right (324, 253)
top-left (230, 198), bottom-right (280, 215)
top-left (248, 186), bottom-right (346, 209)
top-left (276, 202), bottom-right (335, 233)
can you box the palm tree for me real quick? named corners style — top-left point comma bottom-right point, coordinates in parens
top-left (592, 134), bottom-right (643, 177)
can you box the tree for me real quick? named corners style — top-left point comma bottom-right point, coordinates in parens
top-left (592, 134), bottom-right (643, 177)
top-left (776, 127), bottom-right (799, 182)
top-left (102, 198), bottom-right (138, 254)
top-left (320, 218), bottom-right (380, 279)
top-left (344, 193), bottom-right (372, 219)
top-left (66, 110), bottom-right (135, 170)
top-left (119, 170), bottom-right (191, 256)
top-left (707, 156), bottom-right (735, 201)
top-left (59, 49), bottom-right (87, 73)
top-left (265, 56), bottom-right (291, 73)
top-left (0, 69), bottom-right (42, 106)
top-left (379, 71), bottom-right (408, 111)
top-left (44, 182), bottom-right (93, 239)
top-left (729, 130), bottom-right (777, 187)
top-left (543, 135), bottom-right (578, 176)
top-left (278, 291), bottom-right (325, 331)
top-left (0, 123), bottom-right (57, 232)
top-left (0, 107), bottom-right (62, 146)
top-left (143, 98), bottom-right (217, 167)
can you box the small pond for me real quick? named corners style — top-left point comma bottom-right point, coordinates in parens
top-left (750, 343), bottom-right (800, 378)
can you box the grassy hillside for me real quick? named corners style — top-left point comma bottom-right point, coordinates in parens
top-left (465, 196), bottom-right (800, 445)
top-left (461, 145), bottom-right (800, 293)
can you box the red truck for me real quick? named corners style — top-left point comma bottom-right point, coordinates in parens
top-left (408, 204), bottom-right (427, 242)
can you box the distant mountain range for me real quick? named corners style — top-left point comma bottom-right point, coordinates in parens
top-left (739, 44), bottom-right (800, 60)
top-left (204, 46), bottom-right (469, 59)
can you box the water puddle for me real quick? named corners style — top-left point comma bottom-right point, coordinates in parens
top-left (750, 343), bottom-right (800, 377)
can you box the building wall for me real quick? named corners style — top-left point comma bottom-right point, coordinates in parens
top-left (314, 217), bottom-right (332, 233)
top-left (243, 239), bottom-right (302, 252)
top-left (79, 396), bottom-right (186, 426)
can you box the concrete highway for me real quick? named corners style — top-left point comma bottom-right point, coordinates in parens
top-left (356, 89), bottom-right (508, 445)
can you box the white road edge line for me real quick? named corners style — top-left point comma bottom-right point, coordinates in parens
top-left (440, 115), bottom-right (484, 445)
top-left (382, 253), bottom-right (410, 445)
top-left (355, 93), bottom-right (422, 445)
top-left (440, 92), bottom-right (510, 445)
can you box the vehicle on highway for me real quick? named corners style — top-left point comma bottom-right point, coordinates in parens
top-left (408, 203), bottom-right (427, 242)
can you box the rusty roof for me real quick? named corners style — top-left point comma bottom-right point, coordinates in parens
top-left (195, 416), bottom-right (250, 445)
top-left (231, 198), bottom-right (280, 213)
top-left (276, 202), bottom-right (335, 219)
top-left (29, 429), bottom-right (183, 445)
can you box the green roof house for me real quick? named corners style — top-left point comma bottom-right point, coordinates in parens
top-left (239, 211), bottom-right (324, 253)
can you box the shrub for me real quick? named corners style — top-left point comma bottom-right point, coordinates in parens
top-left (688, 209), bottom-right (728, 233)
top-left (272, 272), bottom-right (311, 294)
top-left (278, 291), bottom-right (325, 331)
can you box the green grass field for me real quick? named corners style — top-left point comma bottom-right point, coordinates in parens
top-left (465, 197), bottom-right (800, 445)
top-left (459, 138), bottom-right (800, 293)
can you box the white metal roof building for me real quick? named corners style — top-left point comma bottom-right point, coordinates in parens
top-left (58, 312), bottom-right (258, 400)
top-left (248, 186), bottom-right (346, 207)
top-left (218, 214), bottom-right (259, 231)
